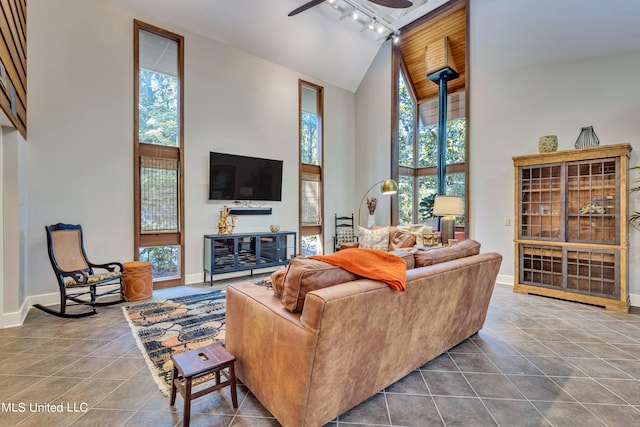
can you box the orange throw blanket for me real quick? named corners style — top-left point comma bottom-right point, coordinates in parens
top-left (310, 248), bottom-right (407, 292)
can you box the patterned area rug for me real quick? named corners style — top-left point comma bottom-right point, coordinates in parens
top-left (122, 290), bottom-right (227, 396)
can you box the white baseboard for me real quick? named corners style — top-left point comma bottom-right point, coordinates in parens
top-left (496, 274), bottom-right (514, 287)
top-left (1, 285), bottom-right (123, 329)
top-left (185, 272), bottom-right (205, 285)
top-left (0, 291), bottom-right (59, 329)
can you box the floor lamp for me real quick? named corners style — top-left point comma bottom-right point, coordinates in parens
top-left (433, 195), bottom-right (464, 245)
top-left (357, 179), bottom-right (398, 227)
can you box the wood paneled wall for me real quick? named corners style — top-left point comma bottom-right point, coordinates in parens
top-left (0, 0), bottom-right (25, 137)
top-left (398, 0), bottom-right (466, 103)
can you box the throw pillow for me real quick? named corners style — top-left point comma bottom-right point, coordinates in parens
top-left (398, 224), bottom-right (433, 245)
top-left (280, 257), bottom-right (360, 312)
top-left (270, 268), bottom-right (287, 298)
top-left (336, 227), bottom-right (356, 246)
top-left (389, 228), bottom-right (417, 250)
top-left (357, 226), bottom-right (390, 251)
top-left (388, 247), bottom-right (417, 270)
top-left (414, 239), bottom-right (481, 267)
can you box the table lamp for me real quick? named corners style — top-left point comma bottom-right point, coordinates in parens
top-left (433, 195), bottom-right (464, 245)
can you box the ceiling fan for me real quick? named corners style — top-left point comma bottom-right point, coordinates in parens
top-left (288, 0), bottom-right (413, 17)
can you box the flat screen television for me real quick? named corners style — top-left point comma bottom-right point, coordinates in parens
top-left (209, 152), bottom-right (283, 201)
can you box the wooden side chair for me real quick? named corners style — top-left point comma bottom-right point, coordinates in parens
top-left (333, 213), bottom-right (359, 252)
top-left (33, 223), bottom-right (126, 318)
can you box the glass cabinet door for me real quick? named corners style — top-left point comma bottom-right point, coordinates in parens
top-left (566, 158), bottom-right (619, 244)
top-left (213, 237), bottom-right (237, 271)
top-left (258, 235), bottom-right (290, 265)
top-left (236, 237), bottom-right (258, 268)
top-left (519, 244), bottom-right (563, 289)
top-left (519, 164), bottom-right (563, 240)
top-left (565, 248), bottom-right (618, 298)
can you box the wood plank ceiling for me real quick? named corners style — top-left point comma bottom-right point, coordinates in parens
top-left (397, 0), bottom-right (466, 103)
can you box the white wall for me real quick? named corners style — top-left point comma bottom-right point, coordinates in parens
top-left (355, 1), bottom-right (640, 304)
top-left (322, 86), bottom-right (357, 251)
top-left (17, 0), bottom-right (355, 316)
top-left (1, 126), bottom-right (27, 327)
top-left (355, 41), bottom-right (394, 227)
top-left (468, 0), bottom-right (640, 301)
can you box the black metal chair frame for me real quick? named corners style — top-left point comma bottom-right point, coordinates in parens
top-left (33, 223), bottom-right (126, 318)
top-left (333, 213), bottom-right (358, 252)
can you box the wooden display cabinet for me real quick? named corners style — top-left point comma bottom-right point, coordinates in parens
top-left (513, 143), bottom-right (632, 312)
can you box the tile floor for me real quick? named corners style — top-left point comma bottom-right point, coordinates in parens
top-left (1, 278), bottom-right (640, 426)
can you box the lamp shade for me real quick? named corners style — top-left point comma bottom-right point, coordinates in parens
top-left (380, 179), bottom-right (398, 195)
top-left (433, 195), bottom-right (464, 217)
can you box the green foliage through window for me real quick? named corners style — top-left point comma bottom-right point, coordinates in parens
top-left (138, 69), bottom-right (178, 147)
top-left (420, 118), bottom-right (466, 166)
top-left (397, 70), bottom-right (466, 225)
top-left (301, 112), bottom-right (319, 165)
top-left (139, 245), bottom-right (180, 279)
top-left (398, 71), bottom-right (414, 168)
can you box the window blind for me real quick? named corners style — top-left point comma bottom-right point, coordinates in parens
top-left (418, 91), bottom-right (465, 127)
top-left (301, 172), bottom-right (321, 225)
top-left (140, 157), bottom-right (179, 233)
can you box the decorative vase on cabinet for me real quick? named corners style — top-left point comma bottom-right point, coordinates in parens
top-left (538, 135), bottom-right (558, 153)
top-left (513, 143), bottom-right (632, 312)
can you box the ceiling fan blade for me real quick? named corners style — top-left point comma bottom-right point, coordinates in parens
top-left (368, 0), bottom-right (413, 8)
top-left (288, 0), bottom-right (326, 17)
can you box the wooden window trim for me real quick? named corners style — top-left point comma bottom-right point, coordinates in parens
top-left (134, 20), bottom-right (185, 287)
top-left (298, 80), bottom-right (324, 254)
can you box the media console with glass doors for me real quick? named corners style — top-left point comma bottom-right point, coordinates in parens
top-left (513, 143), bottom-right (632, 312)
top-left (203, 231), bottom-right (296, 285)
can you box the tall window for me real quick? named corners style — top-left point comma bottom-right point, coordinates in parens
top-left (398, 69), bottom-right (416, 223)
top-left (299, 81), bottom-right (324, 256)
top-left (392, 0), bottom-right (468, 229)
top-left (134, 21), bottom-right (184, 287)
top-left (397, 68), bottom-right (466, 226)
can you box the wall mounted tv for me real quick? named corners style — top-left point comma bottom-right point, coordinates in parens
top-left (209, 152), bottom-right (283, 201)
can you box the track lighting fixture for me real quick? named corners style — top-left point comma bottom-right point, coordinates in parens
top-left (329, 0), bottom-right (400, 39)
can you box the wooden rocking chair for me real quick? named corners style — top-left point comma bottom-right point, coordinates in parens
top-left (33, 223), bottom-right (126, 318)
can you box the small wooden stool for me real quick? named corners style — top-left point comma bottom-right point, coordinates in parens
top-left (170, 342), bottom-right (238, 427)
top-left (122, 261), bottom-right (153, 301)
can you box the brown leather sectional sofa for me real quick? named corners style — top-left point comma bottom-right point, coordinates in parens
top-left (226, 240), bottom-right (502, 427)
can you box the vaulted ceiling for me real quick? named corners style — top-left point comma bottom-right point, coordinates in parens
top-left (111, 0), bottom-right (453, 92)
top-left (398, 0), bottom-right (465, 102)
top-left (110, 0), bottom-right (640, 94)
